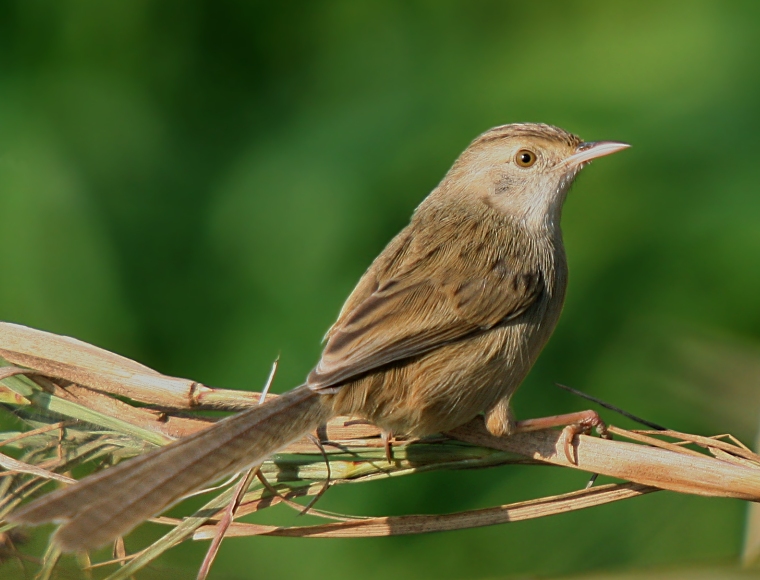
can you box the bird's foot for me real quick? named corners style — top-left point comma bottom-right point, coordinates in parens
top-left (514, 409), bottom-right (611, 464)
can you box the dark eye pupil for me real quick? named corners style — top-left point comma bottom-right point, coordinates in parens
top-left (521, 153), bottom-right (531, 163)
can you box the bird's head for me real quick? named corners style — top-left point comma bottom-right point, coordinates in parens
top-left (437, 123), bottom-right (629, 229)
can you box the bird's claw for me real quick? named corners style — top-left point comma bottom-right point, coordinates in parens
top-left (561, 412), bottom-right (611, 464)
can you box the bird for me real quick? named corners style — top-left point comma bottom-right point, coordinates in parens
top-left (8, 122), bottom-right (629, 552)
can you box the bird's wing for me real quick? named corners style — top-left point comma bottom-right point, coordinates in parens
top-left (308, 218), bottom-right (543, 390)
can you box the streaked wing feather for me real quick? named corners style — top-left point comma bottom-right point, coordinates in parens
top-left (308, 226), bottom-right (543, 389)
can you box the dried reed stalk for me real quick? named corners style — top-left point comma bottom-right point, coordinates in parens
top-left (0, 322), bottom-right (758, 580)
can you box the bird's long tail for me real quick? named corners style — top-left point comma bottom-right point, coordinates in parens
top-left (8, 385), bottom-right (334, 552)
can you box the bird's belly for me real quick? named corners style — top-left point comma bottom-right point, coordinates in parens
top-left (331, 320), bottom-right (548, 437)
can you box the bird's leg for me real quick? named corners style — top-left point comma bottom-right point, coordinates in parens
top-left (514, 410), bottom-right (611, 464)
top-left (381, 430), bottom-right (395, 463)
top-left (484, 397), bottom-right (515, 437)
top-left (336, 420), bottom-right (396, 462)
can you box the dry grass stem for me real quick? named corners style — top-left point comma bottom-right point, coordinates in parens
top-left (0, 452), bottom-right (76, 484)
top-left (450, 422), bottom-right (760, 500)
top-left (193, 481), bottom-right (656, 539)
top-left (0, 321), bottom-right (758, 579)
top-left (742, 413), bottom-right (760, 567)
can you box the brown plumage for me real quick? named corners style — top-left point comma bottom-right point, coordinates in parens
top-left (8, 123), bottom-right (628, 552)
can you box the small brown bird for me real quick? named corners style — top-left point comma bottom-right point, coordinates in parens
top-left (9, 123), bottom-right (628, 551)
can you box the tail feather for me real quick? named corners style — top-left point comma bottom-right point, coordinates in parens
top-left (8, 385), bottom-right (334, 552)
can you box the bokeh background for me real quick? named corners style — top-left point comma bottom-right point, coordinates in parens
top-left (3, 1), bottom-right (760, 578)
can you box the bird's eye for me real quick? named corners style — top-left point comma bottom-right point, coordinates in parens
top-left (515, 149), bottom-right (537, 168)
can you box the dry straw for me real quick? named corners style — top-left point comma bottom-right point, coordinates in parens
top-left (0, 322), bottom-right (759, 579)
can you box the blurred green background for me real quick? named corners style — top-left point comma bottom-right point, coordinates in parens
top-left (3, 0), bottom-right (760, 578)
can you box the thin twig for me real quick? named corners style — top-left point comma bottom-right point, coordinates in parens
top-left (556, 383), bottom-right (668, 430)
top-left (300, 434), bottom-right (332, 515)
top-left (0, 422), bottom-right (70, 448)
top-left (197, 466), bottom-right (260, 580)
top-left (259, 357), bottom-right (279, 404)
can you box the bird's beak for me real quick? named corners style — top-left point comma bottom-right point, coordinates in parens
top-left (563, 140), bottom-right (630, 168)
